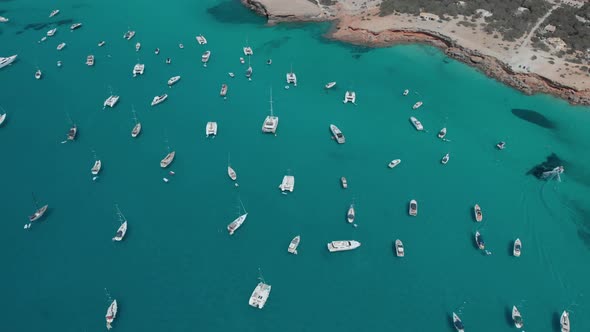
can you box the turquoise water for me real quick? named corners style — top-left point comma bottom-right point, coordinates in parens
top-left (2, 0), bottom-right (590, 331)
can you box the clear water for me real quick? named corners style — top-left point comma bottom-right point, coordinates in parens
top-left (1, 0), bottom-right (590, 331)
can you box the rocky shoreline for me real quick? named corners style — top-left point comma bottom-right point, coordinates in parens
top-left (241, 0), bottom-right (590, 106)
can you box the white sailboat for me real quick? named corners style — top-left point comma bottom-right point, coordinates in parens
top-left (105, 299), bottom-right (118, 330)
top-left (227, 199), bottom-right (248, 235)
top-left (112, 205), bottom-right (128, 241)
top-left (245, 56), bottom-right (252, 80)
top-left (131, 107), bottom-right (141, 138)
top-left (262, 88), bottom-right (278, 134)
top-left (29, 192), bottom-right (48, 222)
top-left (227, 153), bottom-right (237, 181)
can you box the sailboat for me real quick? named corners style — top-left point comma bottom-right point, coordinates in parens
top-left (227, 199), bottom-right (248, 235)
top-left (160, 138), bottom-right (175, 168)
top-left (0, 105), bottom-right (7, 127)
top-left (262, 88), bottom-right (279, 134)
top-left (245, 56), bottom-right (252, 80)
top-left (91, 150), bottom-right (102, 176)
top-left (105, 299), bottom-right (118, 330)
top-left (112, 205), bottom-right (128, 241)
top-left (29, 193), bottom-right (48, 222)
top-left (227, 153), bottom-right (237, 181)
top-left (66, 114), bottom-right (77, 141)
top-left (131, 107), bottom-right (141, 138)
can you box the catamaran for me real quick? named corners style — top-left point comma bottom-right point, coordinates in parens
top-left (512, 305), bottom-right (524, 328)
top-left (0, 55), bottom-right (17, 69)
top-left (473, 204), bottom-right (483, 222)
top-left (560, 310), bottom-right (570, 332)
top-left (513, 238), bottom-right (522, 257)
top-left (47, 28), bottom-right (57, 37)
top-left (131, 108), bottom-right (141, 138)
top-left (327, 240), bottom-right (361, 252)
top-left (409, 199), bottom-right (418, 216)
top-left (388, 159), bottom-right (401, 168)
top-left (112, 205), bottom-right (128, 241)
top-left (279, 174), bottom-right (295, 192)
top-left (151, 94), bottom-right (168, 106)
top-left (160, 151), bottom-right (175, 168)
top-left (243, 46), bottom-right (253, 56)
top-left (330, 124), bottom-right (345, 144)
top-left (133, 63), bottom-right (145, 77)
top-left (262, 89), bottom-right (279, 134)
top-left (410, 117), bottom-right (424, 131)
top-left (288, 235), bottom-right (300, 254)
top-left (286, 65), bottom-right (297, 86)
top-left (86, 55), bottom-right (94, 66)
top-left (104, 95), bottom-right (119, 108)
top-left (196, 34), bottom-right (207, 45)
top-left (347, 204), bottom-right (355, 223)
top-left (412, 101), bottom-right (423, 109)
top-left (343, 91), bottom-right (356, 104)
top-left (168, 75), bottom-right (181, 86)
top-left (394, 239), bottom-right (405, 257)
top-left (220, 84), bottom-right (228, 97)
top-left (29, 193), bottom-right (48, 222)
top-left (227, 200), bottom-right (247, 235)
top-left (438, 127), bottom-right (447, 139)
top-left (453, 312), bottom-right (465, 332)
top-left (206, 121), bottom-right (218, 137)
top-left (105, 299), bottom-right (118, 330)
top-left (249, 272), bottom-right (271, 309)
top-left (91, 157), bottom-right (102, 176)
top-left (475, 231), bottom-right (485, 250)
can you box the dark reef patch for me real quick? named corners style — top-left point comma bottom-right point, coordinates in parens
top-left (23, 19), bottom-right (74, 31)
top-left (527, 153), bottom-right (564, 179)
top-left (511, 108), bottom-right (556, 129)
top-left (256, 36), bottom-right (291, 53)
top-left (207, 1), bottom-right (265, 24)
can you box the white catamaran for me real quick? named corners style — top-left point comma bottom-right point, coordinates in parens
top-left (249, 271), bottom-right (271, 309)
top-left (262, 89), bottom-right (279, 134)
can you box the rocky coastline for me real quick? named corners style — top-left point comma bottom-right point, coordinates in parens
top-left (240, 0), bottom-right (590, 106)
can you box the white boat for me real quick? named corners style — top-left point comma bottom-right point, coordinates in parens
top-left (0, 55), bottom-right (17, 69)
top-left (70, 23), bottom-right (82, 30)
top-left (220, 84), bottom-right (228, 97)
top-left (166, 58), bottom-right (171, 64)
top-left (49, 9), bottom-right (60, 18)
top-left (35, 69), bottom-right (42, 80)
top-left (343, 91), bottom-right (356, 104)
top-left (123, 30), bottom-right (136, 40)
top-left (227, 203), bottom-right (247, 235)
top-left (325, 81), bottom-right (336, 89)
top-left (67, 124), bottom-right (77, 141)
top-left (0, 113), bottom-right (7, 126)
top-left (243, 46), bottom-right (253, 56)
top-left (206, 121), bottom-right (217, 137)
top-left (394, 239), bottom-right (404, 257)
top-left (262, 89), bottom-right (278, 134)
top-left (327, 240), bottom-right (361, 252)
top-left (408, 199), bottom-right (417, 216)
top-left (91, 159), bottom-right (102, 176)
top-left (453, 312), bottom-right (465, 332)
top-left (228, 72), bottom-right (235, 78)
top-left (47, 28), bottom-right (57, 37)
top-left (86, 55), bottom-right (94, 66)
top-left (473, 204), bottom-right (483, 222)
top-left (228, 165), bottom-right (237, 181)
top-left (513, 238), bottom-right (522, 257)
top-left (412, 101), bottom-right (423, 109)
top-left (131, 108), bottom-right (141, 138)
top-left (178, 43), bottom-right (184, 49)
top-left (105, 299), bottom-right (118, 330)
top-left (40, 36), bottom-right (47, 43)
top-left (160, 151), bottom-right (175, 168)
top-left (496, 141), bottom-right (506, 150)
top-left (245, 56), bottom-right (252, 79)
top-left (0, 16), bottom-right (8, 23)
top-left (249, 278), bottom-right (271, 309)
top-left (240, 57), bottom-right (245, 64)
top-left (288, 235), bottom-right (300, 254)
top-left (347, 204), bottom-right (355, 223)
top-left (132, 63), bottom-right (145, 77)
top-left (388, 159), bottom-right (401, 168)
top-left (29, 193), bottom-right (48, 222)
top-left (57, 42), bottom-right (66, 50)
top-left (104, 95), bottom-right (120, 108)
top-left (196, 34), bottom-right (207, 45)
top-left (410, 117), bottom-right (424, 131)
top-left (279, 175), bottom-right (295, 192)
top-left (286, 72), bottom-right (297, 85)
top-left (201, 50), bottom-right (211, 63)
top-left (167, 76), bottom-right (181, 86)
top-left (475, 231), bottom-right (485, 250)
top-left (438, 127), bottom-right (447, 139)
top-left (154, 48), bottom-right (160, 55)
top-left (512, 305), bottom-right (524, 328)
top-left (98, 41), bottom-right (106, 47)
top-left (441, 153), bottom-right (450, 165)
top-left (112, 205), bottom-right (128, 241)
top-left (57, 60), bottom-right (62, 67)
top-left (330, 124), bottom-right (345, 144)
top-left (341, 177), bottom-right (348, 189)
top-left (151, 94), bottom-right (168, 106)
top-left (403, 89), bottom-right (409, 96)
top-left (560, 310), bottom-right (570, 332)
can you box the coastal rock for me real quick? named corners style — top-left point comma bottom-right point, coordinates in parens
top-left (470, 56), bottom-right (484, 64)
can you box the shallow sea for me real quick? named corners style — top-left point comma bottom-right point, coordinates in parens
top-left (2, 0), bottom-right (590, 331)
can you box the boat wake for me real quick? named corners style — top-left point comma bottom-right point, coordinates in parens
top-left (60, 140), bottom-right (67, 144)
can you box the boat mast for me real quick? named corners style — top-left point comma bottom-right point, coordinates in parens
top-left (239, 197), bottom-right (247, 214)
top-left (115, 204), bottom-right (126, 223)
top-left (31, 192), bottom-right (39, 210)
top-left (269, 88), bottom-right (273, 117)
top-left (131, 105), bottom-right (138, 124)
top-left (258, 268), bottom-right (266, 284)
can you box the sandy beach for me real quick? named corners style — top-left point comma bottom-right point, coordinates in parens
top-left (242, 0), bottom-right (590, 105)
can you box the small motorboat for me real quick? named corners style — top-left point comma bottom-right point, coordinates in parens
top-left (167, 75), bottom-right (181, 86)
top-left (67, 124), bottom-right (77, 141)
top-left (266, 59), bottom-right (272, 65)
top-left (394, 239), bottom-right (404, 257)
top-left (287, 235), bottom-right (300, 254)
top-left (441, 153), bottom-right (449, 165)
top-left (91, 160), bottom-right (102, 175)
top-left (98, 41), bottom-right (106, 47)
top-left (325, 81), bottom-right (336, 89)
top-left (340, 177), bottom-right (348, 189)
top-left (388, 159), bottom-right (401, 168)
top-left (49, 9), bottom-right (60, 18)
top-left (410, 117), bottom-right (424, 131)
top-left (496, 141), bottom-right (506, 150)
top-left (560, 310), bottom-right (570, 332)
top-left (240, 57), bottom-right (245, 64)
top-left (179, 43), bottom-right (184, 49)
top-left (453, 312), bottom-right (465, 332)
top-left (403, 89), bottom-right (409, 96)
top-left (228, 166), bottom-right (237, 181)
top-left (57, 61), bottom-right (62, 67)
top-left (151, 94), bottom-right (168, 106)
top-left (201, 50), bottom-right (211, 63)
top-left (346, 204), bottom-right (355, 224)
top-left (135, 42), bottom-right (141, 51)
top-left (412, 101), bottom-right (423, 109)
top-left (513, 238), bottom-right (521, 257)
top-left (473, 204), bottom-right (483, 222)
top-left (438, 127), bottom-right (447, 139)
top-left (70, 23), bottom-right (82, 30)
top-left (220, 84), bottom-right (228, 97)
top-left (166, 58), bottom-right (171, 64)
top-left (475, 231), bottom-right (485, 250)
top-left (154, 48), bottom-right (160, 55)
top-left (35, 69), bottom-right (42, 80)
top-left (57, 42), bottom-right (66, 50)
top-left (47, 28), bottom-right (57, 37)
top-left (512, 305), bottom-right (524, 328)
top-left (408, 200), bottom-right (417, 216)
top-left (0, 113), bottom-right (6, 126)
top-left (123, 30), bottom-right (135, 40)
top-left (228, 72), bottom-right (235, 78)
